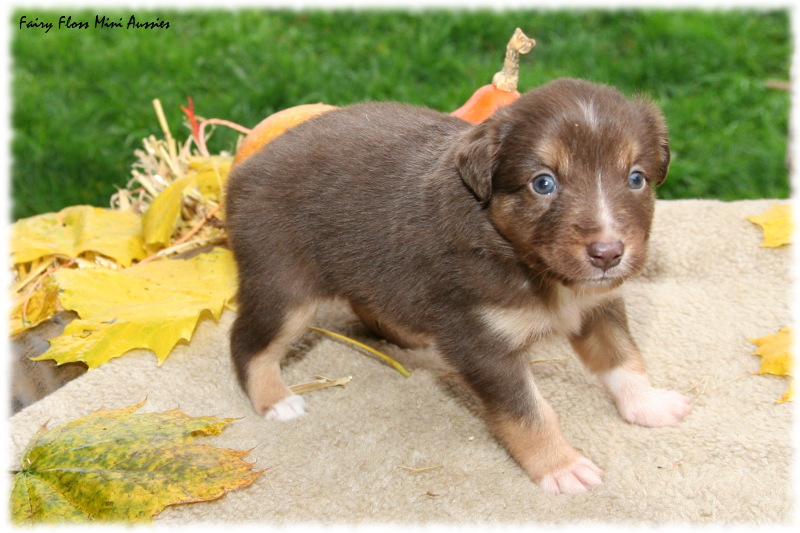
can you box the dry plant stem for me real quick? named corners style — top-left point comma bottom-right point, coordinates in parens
top-left (196, 119), bottom-right (252, 157)
top-left (682, 376), bottom-right (710, 402)
top-left (765, 79), bottom-right (791, 91)
top-left (400, 464), bottom-right (444, 473)
top-left (152, 99), bottom-right (179, 167)
top-left (137, 235), bottom-right (225, 265)
top-left (158, 144), bottom-right (183, 179)
top-left (137, 175), bottom-right (165, 200)
top-left (289, 376), bottom-right (352, 395)
top-left (171, 203), bottom-right (222, 247)
top-left (13, 258), bottom-right (52, 294)
top-left (492, 28), bottom-right (536, 92)
top-left (20, 257), bottom-right (73, 297)
top-left (710, 373), bottom-right (747, 392)
top-left (657, 455), bottom-right (689, 471)
top-left (307, 326), bottom-right (412, 378)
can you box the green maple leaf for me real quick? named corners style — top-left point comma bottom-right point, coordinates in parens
top-left (11, 401), bottom-right (262, 524)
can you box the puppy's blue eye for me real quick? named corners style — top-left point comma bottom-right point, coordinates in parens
top-left (628, 171), bottom-right (645, 190)
top-left (531, 174), bottom-right (557, 195)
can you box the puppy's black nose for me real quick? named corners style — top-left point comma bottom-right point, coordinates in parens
top-left (587, 241), bottom-right (624, 271)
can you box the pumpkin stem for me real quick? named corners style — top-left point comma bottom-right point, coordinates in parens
top-left (491, 28), bottom-right (536, 92)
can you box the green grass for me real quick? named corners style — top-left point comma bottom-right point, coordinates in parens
top-left (11, 9), bottom-right (791, 219)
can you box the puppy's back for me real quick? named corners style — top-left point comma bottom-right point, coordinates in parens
top-left (228, 102), bottom-right (467, 199)
top-left (225, 102), bottom-right (473, 296)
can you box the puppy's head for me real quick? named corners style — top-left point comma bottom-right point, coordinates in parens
top-left (454, 78), bottom-right (669, 288)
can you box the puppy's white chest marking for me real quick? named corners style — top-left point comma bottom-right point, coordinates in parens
top-left (481, 286), bottom-right (614, 349)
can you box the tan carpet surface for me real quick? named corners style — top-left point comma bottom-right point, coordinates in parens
top-left (9, 199), bottom-right (794, 525)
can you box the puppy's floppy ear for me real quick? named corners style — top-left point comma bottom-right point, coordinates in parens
top-left (452, 119), bottom-right (506, 204)
top-left (636, 97), bottom-right (670, 185)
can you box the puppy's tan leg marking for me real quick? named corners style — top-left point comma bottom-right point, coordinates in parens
top-left (490, 387), bottom-right (603, 495)
top-left (350, 302), bottom-right (432, 349)
top-left (571, 298), bottom-right (691, 427)
top-left (245, 303), bottom-right (318, 420)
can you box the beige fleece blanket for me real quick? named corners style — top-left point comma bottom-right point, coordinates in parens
top-left (9, 199), bottom-right (794, 525)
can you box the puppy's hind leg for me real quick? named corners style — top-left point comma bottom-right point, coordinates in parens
top-left (231, 298), bottom-right (319, 420)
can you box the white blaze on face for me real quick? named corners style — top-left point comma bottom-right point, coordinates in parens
top-left (596, 174), bottom-right (619, 242)
top-left (578, 97), bottom-right (619, 242)
top-left (578, 98), bottom-right (599, 131)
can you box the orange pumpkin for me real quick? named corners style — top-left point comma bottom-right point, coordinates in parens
top-left (450, 84), bottom-right (521, 124)
top-left (232, 103), bottom-right (337, 166)
top-left (451, 28), bottom-right (535, 124)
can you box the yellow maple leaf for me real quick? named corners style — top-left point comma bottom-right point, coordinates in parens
top-left (750, 327), bottom-right (793, 376)
top-left (141, 174), bottom-right (197, 254)
top-left (11, 205), bottom-right (146, 267)
top-left (749, 327), bottom-right (794, 402)
top-left (189, 155), bottom-right (230, 202)
top-left (747, 204), bottom-right (793, 247)
top-left (10, 278), bottom-right (61, 337)
top-left (140, 157), bottom-right (230, 254)
top-left (33, 248), bottom-right (237, 368)
top-left (11, 401), bottom-right (261, 524)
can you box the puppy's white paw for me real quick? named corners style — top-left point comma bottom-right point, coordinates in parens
top-left (539, 456), bottom-right (604, 495)
top-left (264, 394), bottom-right (307, 421)
top-left (603, 368), bottom-right (692, 428)
top-left (619, 387), bottom-right (692, 428)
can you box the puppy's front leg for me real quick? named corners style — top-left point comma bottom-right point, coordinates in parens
top-left (571, 298), bottom-right (692, 427)
top-left (445, 339), bottom-right (603, 494)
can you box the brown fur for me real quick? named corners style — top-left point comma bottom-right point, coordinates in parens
top-left (244, 303), bottom-right (319, 413)
top-left (226, 78), bottom-right (675, 493)
top-left (489, 391), bottom-right (587, 485)
top-left (570, 297), bottom-right (647, 374)
top-left (350, 302), bottom-right (432, 350)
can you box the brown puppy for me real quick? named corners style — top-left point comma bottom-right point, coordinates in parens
top-left (225, 78), bottom-right (692, 495)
